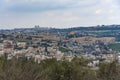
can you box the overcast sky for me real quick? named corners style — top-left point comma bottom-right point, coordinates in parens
top-left (0, 0), bottom-right (120, 29)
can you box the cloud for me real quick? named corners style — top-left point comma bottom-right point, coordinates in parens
top-left (0, 0), bottom-right (120, 29)
top-left (0, 0), bottom-right (99, 13)
top-left (95, 9), bottom-right (103, 14)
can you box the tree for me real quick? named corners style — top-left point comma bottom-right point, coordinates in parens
top-left (98, 61), bottom-right (120, 80)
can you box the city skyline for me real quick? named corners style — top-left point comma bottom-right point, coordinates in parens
top-left (0, 0), bottom-right (120, 29)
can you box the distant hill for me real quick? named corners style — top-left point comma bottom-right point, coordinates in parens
top-left (1, 24), bottom-right (120, 33)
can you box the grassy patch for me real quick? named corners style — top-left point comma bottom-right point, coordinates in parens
top-left (59, 47), bottom-right (69, 52)
top-left (108, 43), bottom-right (120, 52)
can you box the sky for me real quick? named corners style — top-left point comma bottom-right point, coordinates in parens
top-left (0, 0), bottom-right (120, 29)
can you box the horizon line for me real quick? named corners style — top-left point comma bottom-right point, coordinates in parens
top-left (0, 24), bottom-right (120, 30)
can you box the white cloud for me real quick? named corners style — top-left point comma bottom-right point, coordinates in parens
top-left (104, 0), bottom-right (112, 3)
top-left (109, 9), bottom-right (114, 13)
top-left (95, 9), bottom-right (103, 14)
top-left (109, 16), bottom-right (116, 20)
top-left (0, 0), bottom-right (120, 29)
